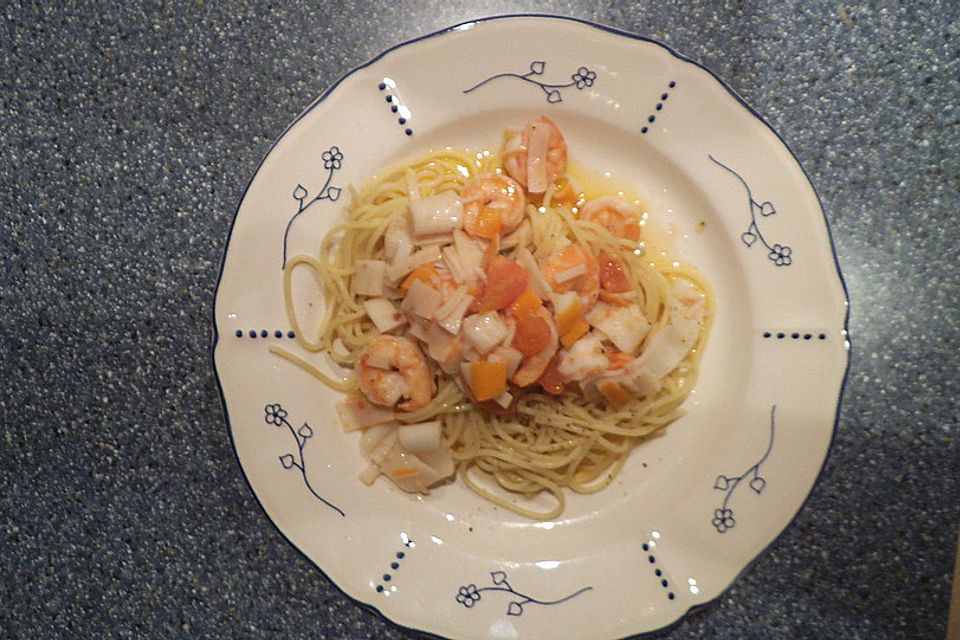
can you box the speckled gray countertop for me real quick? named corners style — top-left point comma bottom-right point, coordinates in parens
top-left (1, 3), bottom-right (957, 638)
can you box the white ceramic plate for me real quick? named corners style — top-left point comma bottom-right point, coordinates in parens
top-left (213, 15), bottom-right (849, 640)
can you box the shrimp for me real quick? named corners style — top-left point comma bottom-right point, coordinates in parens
top-left (580, 196), bottom-right (642, 242)
top-left (358, 335), bottom-right (436, 411)
top-left (539, 243), bottom-right (600, 309)
top-left (461, 173), bottom-right (526, 239)
top-left (512, 307), bottom-right (559, 387)
top-left (502, 116), bottom-right (568, 193)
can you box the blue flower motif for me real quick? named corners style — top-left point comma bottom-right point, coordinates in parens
top-left (768, 244), bottom-right (793, 267)
top-left (264, 403), bottom-right (287, 427)
top-left (322, 146), bottom-right (343, 171)
top-left (456, 584), bottom-right (481, 608)
top-left (749, 476), bottom-right (767, 494)
top-left (571, 66), bottom-right (596, 89)
top-left (712, 508), bottom-right (736, 533)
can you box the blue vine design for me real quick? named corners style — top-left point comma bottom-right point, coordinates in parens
top-left (708, 155), bottom-right (793, 267)
top-left (282, 146), bottom-right (343, 269)
top-left (264, 403), bottom-right (345, 517)
top-left (455, 571), bottom-right (592, 616)
top-left (463, 61), bottom-right (596, 104)
top-left (712, 405), bottom-right (777, 533)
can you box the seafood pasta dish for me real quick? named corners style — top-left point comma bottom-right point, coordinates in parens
top-left (273, 116), bottom-right (713, 520)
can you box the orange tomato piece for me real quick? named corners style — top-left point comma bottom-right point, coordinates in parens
top-left (472, 206), bottom-right (502, 240)
top-left (537, 354), bottom-right (565, 395)
top-left (597, 380), bottom-right (633, 407)
top-left (560, 315), bottom-right (590, 349)
top-left (598, 252), bottom-right (631, 293)
top-left (554, 297), bottom-right (583, 336)
top-left (476, 255), bottom-right (529, 311)
top-left (470, 360), bottom-right (507, 401)
top-left (510, 287), bottom-right (542, 318)
top-left (512, 314), bottom-right (551, 356)
top-left (400, 263), bottom-right (438, 292)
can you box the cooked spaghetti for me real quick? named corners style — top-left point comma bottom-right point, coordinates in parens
top-left (274, 116), bottom-right (713, 520)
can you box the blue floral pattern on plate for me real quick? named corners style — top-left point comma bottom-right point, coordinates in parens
top-left (264, 403), bottom-right (344, 517)
top-left (463, 61), bottom-right (596, 104)
top-left (455, 571), bottom-right (592, 616)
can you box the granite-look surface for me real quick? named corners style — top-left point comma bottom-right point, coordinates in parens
top-left (1, 2), bottom-right (957, 638)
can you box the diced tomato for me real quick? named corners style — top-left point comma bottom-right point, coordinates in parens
top-left (537, 354), bottom-right (565, 395)
top-left (510, 287), bottom-right (542, 318)
top-left (554, 297), bottom-right (583, 336)
top-left (476, 255), bottom-right (529, 311)
top-left (469, 360), bottom-right (507, 401)
top-left (598, 252), bottom-right (631, 293)
top-left (597, 380), bottom-right (633, 407)
top-left (472, 206), bottom-right (502, 240)
top-left (512, 314), bottom-right (551, 356)
top-left (560, 315), bottom-right (590, 349)
top-left (400, 263), bottom-right (438, 292)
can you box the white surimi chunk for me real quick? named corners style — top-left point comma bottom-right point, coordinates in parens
top-left (336, 396), bottom-right (395, 432)
top-left (501, 219), bottom-right (531, 249)
top-left (385, 218), bottom-right (414, 263)
top-left (557, 333), bottom-right (608, 382)
top-left (551, 290), bottom-right (581, 318)
top-left (586, 303), bottom-right (651, 354)
top-left (453, 229), bottom-right (484, 279)
top-left (362, 298), bottom-right (406, 333)
top-left (354, 259), bottom-right (386, 296)
top-left (488, 345), bottom-right (523, 379)
top-left (360, 423), bottom-right (398, 465)
top-left (493, 390), bottom-right (513, 409)
top-left (553, 263), bottom-right (586, 283)
top-left (603, 280), bottom-right (705, 395)
top-left (515, 247), bottom-right (552, 299)
top-left (409, 190), bottom-right (464, 236)
top-left (442, 245), bottom-right (466, 282)
top-left (461, 311), bottom-right (508, 354)
top-left (400, 279), bottom-right (443, 319)
top-left (526, 121), bottom-right (550, 193)
top-left (434, 285), bottom-right (469, 321)
top-left (386, 245), bottom-right (442, 282)
top-left (437, 293), bottom-right (474, 334)
top-left (397, 420), bottom-right (442, 454)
